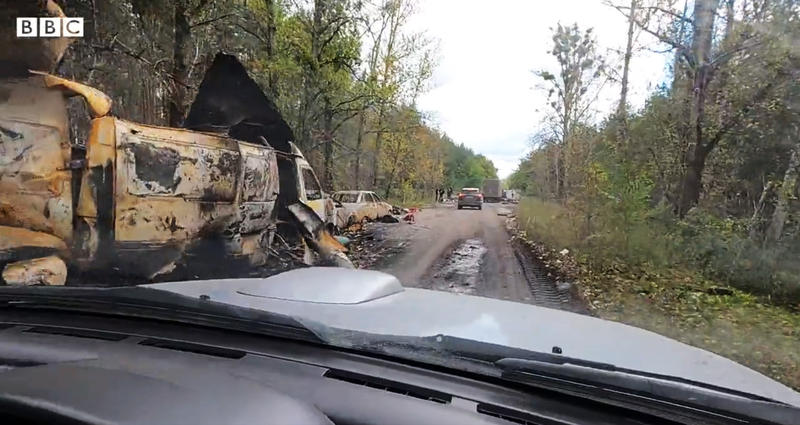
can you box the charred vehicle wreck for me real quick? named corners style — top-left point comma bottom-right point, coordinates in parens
top-left (0, 11), bottom-right (347, 285)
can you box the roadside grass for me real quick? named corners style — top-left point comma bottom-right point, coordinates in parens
top-left (515, 198), bottom-right (582, 249)
top-left (516, 197), bottom-right (800, 390)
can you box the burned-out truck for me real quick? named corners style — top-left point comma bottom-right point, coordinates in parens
top-left (0, 56), bottom-right (346, 285)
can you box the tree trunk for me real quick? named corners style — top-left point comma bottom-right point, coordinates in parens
top-left (371, 106), bottom-right (386, 188)
top-left (322, 97), bottom-right (335, 191)
top-left (552, 146), bottom-right (561, 199)
top-left (264, 0), bottom-right (278, 98)
top-left (354, 111), bottom-right (366, 189)
top-left (168, 1), bottom-right (190, 127)
top-left (616, 0), bottom-right (637, 151)
top-left (371, 2), bottom-right (403, 189)
top-left (678, 152), bottom-right (708, 216)
top-left (562, 139), bottom-right (569, 199)
top-left (724, 0), bottom-right (735, 38)
top-left (766, 142), bottom-right (800, 243)
top-left (298, 0), bottom-right (326, 149)
top-left (671, 0), bottom-right (689, 92)
top-left (384, 153), bottom-right (398, 199)
top-left (676, 0), bottom-right (718, 216)
top-left (749, 181), bottom-right (776, 241)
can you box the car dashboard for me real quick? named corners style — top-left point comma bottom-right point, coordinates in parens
top-left (0, 309), bottom-right (737, 425)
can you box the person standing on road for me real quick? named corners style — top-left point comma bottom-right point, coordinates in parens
top-left (447, 187), bottom-right (453, 201)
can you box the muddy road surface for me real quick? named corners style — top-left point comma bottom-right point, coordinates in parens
top-left (349, 202), bottom-right (585, 313)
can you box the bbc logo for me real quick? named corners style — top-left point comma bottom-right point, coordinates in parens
top-left (17, 17), bottom-right (84, 38)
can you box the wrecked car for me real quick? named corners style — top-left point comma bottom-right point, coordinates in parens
top-left (0, 52), bottom-right (347, 285)
top-left (332, 191), bottom-right (393, 226)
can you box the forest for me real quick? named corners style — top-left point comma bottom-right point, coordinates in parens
top-left (507, 0), bottom-right (800, 387)
top-left (509, 0), bottom-right (800, 304)
top-left (54, 0), bottom-right (496, 203)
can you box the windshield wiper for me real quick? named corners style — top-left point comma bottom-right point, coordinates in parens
top-left (496, 357), bottom-right (800, 425)
top-left (0, 286), bottom-right (322, 344)
top-left (324, 332), bottom-right (798, 424)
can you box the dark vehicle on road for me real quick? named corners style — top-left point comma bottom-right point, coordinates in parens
top-left (481, 179), bottom-right (502, 203)
top-left (457, 188), bottom-right (483, 210)
top-left (0, 268), bottom-right (798, 425)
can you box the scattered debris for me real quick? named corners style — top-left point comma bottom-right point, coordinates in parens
top-left (0, 226), bottom-right (69, 260)
top-left (379, 215), bottom-right (400, 223)
top-left (559, 248), bottom-right (570, 256)
top-left (287, 203), bottom-right (352, 269)
top-left (707, 286), bottom-right (734, 296)
top-left (2, 255), bottom-right (66, 286)
top-left (339, 222), bottom-right (413, 270)
top-left (556, 281), bottom-right (572, 291)
top-left (335, 236), bottom-right (351, 246)
top-left (403, 207), bottom-right (419, 224)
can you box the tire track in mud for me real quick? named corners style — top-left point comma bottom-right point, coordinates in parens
top-left (511, 236), bottom-right (588, 314)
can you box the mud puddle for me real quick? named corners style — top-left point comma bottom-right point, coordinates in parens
top-left (424, 238), bottom-right (487, 295)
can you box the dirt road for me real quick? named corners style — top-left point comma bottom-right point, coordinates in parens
top-left (349, 202), bottom-right (584, 312)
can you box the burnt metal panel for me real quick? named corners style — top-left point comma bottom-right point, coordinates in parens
top-left (112, 120), bottom-right (277, 254)
top-left (239, 143), bottom-right (278, 236)
top-left (0, 77), bottom-right (72, 242)
top-left (114, 120), bottom-right (240, 244)
top-left (75, 116), bottom-right (116, 263)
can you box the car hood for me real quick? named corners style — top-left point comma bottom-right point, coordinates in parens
top-left (144, 267), bottom-right (800, 406)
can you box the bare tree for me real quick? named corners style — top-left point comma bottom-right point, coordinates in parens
top-left (536, 24), bottom-right (606, 199)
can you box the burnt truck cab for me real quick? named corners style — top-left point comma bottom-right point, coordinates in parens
top-left (0, 74), bottom-right (340, 284)
top-left (290, 142), bottom-right (338, 232)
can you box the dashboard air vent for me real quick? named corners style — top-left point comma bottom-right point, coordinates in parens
top-left (324, 369), bottom-right (451, 404)
top-left (477, 403), bottom-right (563, 425)
top-left (23, 326), bottom-right (128, 341)
top-left (137, 338), bottom-right (246, 359)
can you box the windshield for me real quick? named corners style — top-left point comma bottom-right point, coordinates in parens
top-left (2, 0), bottom-right (799, 405)
top-left (334, 193), bottom-right (359, 203)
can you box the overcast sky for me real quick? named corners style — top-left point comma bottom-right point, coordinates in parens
top-left (411, 0), bottom-right (671, 178)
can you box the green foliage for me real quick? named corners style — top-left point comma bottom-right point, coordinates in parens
top-left (518, 191), bottom-right (800, 305)
top-left (676, 211), bottom-right (800, 304)
top-left (512, 0), bottom-right (800, 305)
top-left (442, 142), bottom-right (497, 190)
top-left (506, 163), bottom-right (532, 194)
top-left (519, 196), bottom-right (800, 389)
top-left (517, 198), bottom-right (581, 249)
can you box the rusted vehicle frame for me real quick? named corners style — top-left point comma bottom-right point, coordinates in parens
top-left (1, 72), bottom-right (344, 283)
